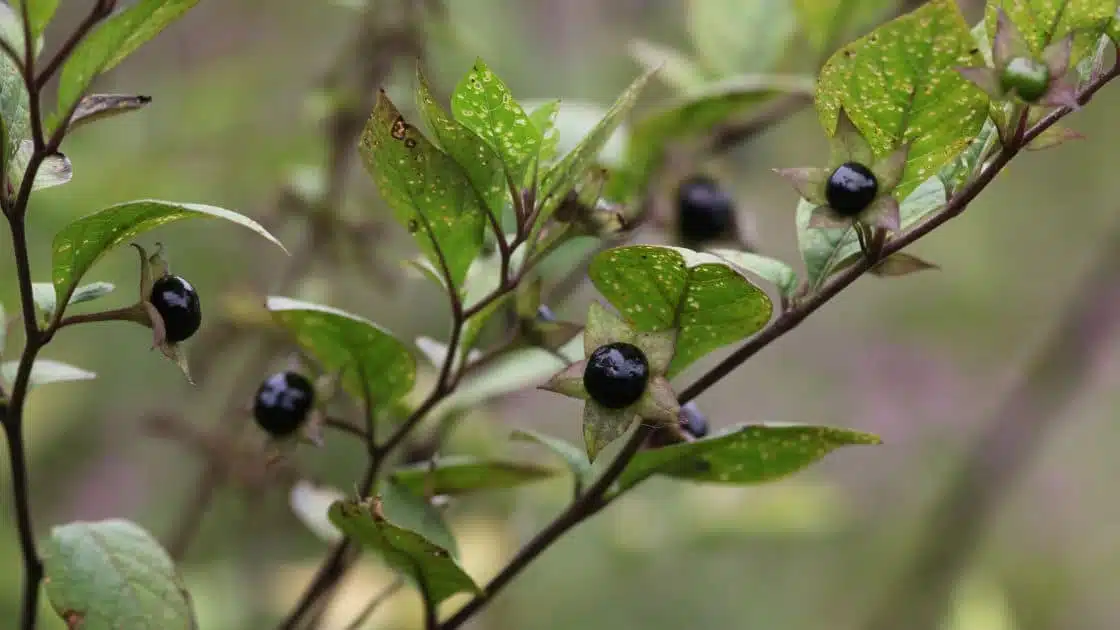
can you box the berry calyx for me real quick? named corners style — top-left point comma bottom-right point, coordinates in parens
top-left (149, 274), bottom-right (201, 343)
top-left (676, 175), bottom-right (735, 244)
top-left (825, 162), bottom-right (879, 216)
top-left (253, 371), bottom-right (315, 437)
top-left (583, 342), bottom-right (650, 409)
top-left (680, 402), bottom-right (709, 439)
top-left (1000, 57), bottom-right (1050, 102)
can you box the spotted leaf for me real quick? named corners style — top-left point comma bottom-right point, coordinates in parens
top-left (589, 245), bottom-right (773, 377)
top-left (616, 423), bottom-right (881, 492)
top-left (451, 58), bottom-right (540, 185)
top-left (985, 0), bottom-right (1118, 62)
top-left (416, 65), bottom-right (506, 220)
top-left (815, 0), bottom-right (989, 200)
top-left (361, 91), bottom-right (487, 289)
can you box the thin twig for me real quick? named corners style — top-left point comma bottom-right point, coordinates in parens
top-left (861, 218), bottom-right (1120, 630)
top-left (343, 577), bottom-right (406, 630)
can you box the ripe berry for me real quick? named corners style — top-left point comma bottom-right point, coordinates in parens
top-left (253, 371), bottom-right (315, 437)
top-left (149, 274), bottom-right (201, 343)
top-left (825, 162), bottom-right (879, 216)
top-left (680, 402), bottom-right (709, 439)
top-left (583, 342), bottom-right (649, 409)
top-left (1000, 57), bottom-right (1050, 102)
top-left (676, 175), bottom-right (735, 245)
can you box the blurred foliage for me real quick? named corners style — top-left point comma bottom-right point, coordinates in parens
top-left (2, 1), bottom-right (1120, 629)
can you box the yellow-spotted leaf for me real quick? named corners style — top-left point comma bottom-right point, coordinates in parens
top-left (616, 423), bottom-right (881, 492)
top-left (450, 58), bottom-right (540, 184)
top-left (589, 245), bottom-right (773, 376)
top-left (815, 0), bottom-right (989, 200)
top-left (361, 91), bottom-right (487, 289)
top-left (985, 0), bottom-right (1118, 62)
top-left (266, 297), bottom-right (415, 404)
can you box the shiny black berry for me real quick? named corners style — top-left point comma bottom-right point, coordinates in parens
top-left (680, 402), bottom-right (709, 438)
top-left (676, 175), bottom-right (735, 245)
top-left (149, 274), bottom-right (201, 343)
top-left (253, 371), bottom-right (315, 437)
top-left (825, 162), bottom-right (878, 216)
top-left (583, 342), bottom-right (649, 409)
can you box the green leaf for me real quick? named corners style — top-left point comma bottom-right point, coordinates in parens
top-left (30, 280), bottom-right (114, 323)
top-left (0, 4), bottom-right (29, 164)
top-left (451, 58), bottom-right (540, 184)
top-left (538, 67), bottom-right (656, 225)
top-left (688, 0), bottom-right (796, 75)
top-left (815, 0), bottom-right (989, 200)
top-left (616, 423), bottom-right (881, 492)
top-left (390, 455), bottom-right (557, 496)
top-left (615, 74), bottom-right (814, 202)
top-left (938, 118), bottom-right (998, 193)
top-left (11, 0), bottom-right (59, 39)
top-left (51, 199), bottom-right (286, 307)
top-left (985, 0), bottom-right (1119, 61)
top-left (361, 91), bottom-right (487, 289)
top-left (8, 140), bottom-right (73, 192)
top-left (55, 0), bottom-right (200, 126)
top-left (42, 519), bottom-right (196, 630)
top-left (381, 479), bottom-right (458, 557)
top-left (416, 65), bottom-right (505, 219)
top-left (266, 296), bottom-right (416, 404)
top-left (527, 99), bottom-right (562, 166)
top-left (589, 245), bottom-right (773, 376)
top-left (510, 428), bottom-right (592, 481)
top-left (627, 38), bottom-right (710, 93)
top-left (329, 498), bottom-right (480, 604)
top-left (797, 176), bottom-right (946, 289)
top-left (1, 358), bottom-right (96, 388)
top-left (708, 249), bottom-right (799, 297)
top-left (792, 0), bottom-right (894, 55)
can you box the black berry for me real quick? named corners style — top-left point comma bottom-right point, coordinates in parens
top-left (583, 342), bottom-right (649, 409)
top-left (676, 175), bottom-right (735, 244)
top-left (149, 274), bottom-right (201, 343)
top-left (680, 402), bottom-right (709, 438)
top-left (825, 162), bottom-right (878, 216)
top-left (253, 371), bottom-right (315, 437)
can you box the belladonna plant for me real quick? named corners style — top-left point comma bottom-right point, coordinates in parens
top-left (774, 108), bottom-right (910, 256)
top-left (540, 301), bottom-right (682, 460)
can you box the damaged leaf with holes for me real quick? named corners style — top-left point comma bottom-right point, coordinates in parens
top-left (815, 0), bottom-right (989, 200)
top-left (615, 424), bottom-right (882, 492)
top-left (588, 245), bottom-right (773, 376)
top-left (361, 91), bottom-right (488, 289)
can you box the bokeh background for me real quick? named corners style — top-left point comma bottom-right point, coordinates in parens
top-left (2, 1), bottom-right (1119, 629)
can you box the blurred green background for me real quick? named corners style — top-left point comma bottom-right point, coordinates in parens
top-left (2, 1), bottom-right (1119, 629)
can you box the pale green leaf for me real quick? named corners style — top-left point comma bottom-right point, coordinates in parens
top-left (390, 455), bottom-right (558, 496)
top-left (69, 93), bottom-right (153, 131)
top-left (360, 91), bottom-right (486, 289)
top-left (55, 0), bottom-right (200, 126)
top-left (451, 58), bottom-right (540, 184)
top-left (527, 98), bottom-right (562, 166)
top-left (616, 423), bottom-right (881, 492)
top-left (381, 479), bottom-right (459, 557)
top-left (266, 296), bottom-right (416, 404)
top-left (510, 428), bottom-right (592, 481)
top-left (329, 498), bottom-right (480, 604)
top-left (30, 280), bottom-right (113, 322)
top-left (42, 519), bottom-right (196, 630)
top-left (1, 358), bottom-right (96, 388)
top-left (0, 4), bottom-right (29, 164)
top-left (688, 0), bottom-right (796, 75)
top-left (538, 67), bottom-right (656, 225)
top-left (815, 0), bottom-right (989, 199)
top-left (11, 0), bottom-right (59, 39)
top-left (792, 0), bottom-right (895, 55)
top-left (9, 140), bottom-right (72, 191)
top-left (708, 249), bottom-right (799, 297)
top-left (52, 199), bottom-right (286, 307)
top-left (985, 0), bottom-right (1119, 62)
top-left (627, 38), bottom-right (710, 93)
top-left (289, 481), bottom-right (345, 543)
